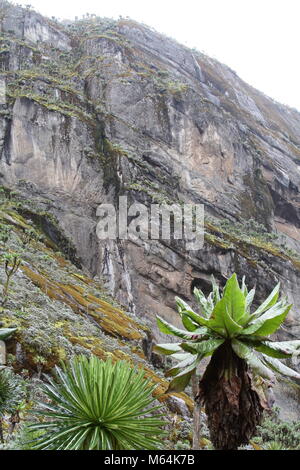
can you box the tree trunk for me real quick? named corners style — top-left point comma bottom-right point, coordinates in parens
top-left (191, 372), bottom-right (201, 450)
top-left (197, 341), bottom-right (264, 450)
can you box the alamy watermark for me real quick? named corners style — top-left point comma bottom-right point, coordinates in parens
top-left (96, 196), bottom-right (204, 250)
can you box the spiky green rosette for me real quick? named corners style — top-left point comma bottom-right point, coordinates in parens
top-left (154, 274), bottom-right (300, 449)
top-left (28, 356), bottom-right (165, 450)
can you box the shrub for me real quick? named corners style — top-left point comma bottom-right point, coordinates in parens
top-left (255, 408), bottom-right (300, 450)
top-left (0, 368), bottom-right (28, 442)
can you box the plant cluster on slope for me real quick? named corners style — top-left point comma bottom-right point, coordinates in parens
top-left (0, 367), bottom-right (28, 444)
top-left (253, 407), bottom-right (300, 450)
top-left (206, 216), bottom-right (300, 262)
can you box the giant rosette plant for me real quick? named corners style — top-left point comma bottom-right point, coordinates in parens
top-left (154, 274), bottom-right (300, 450)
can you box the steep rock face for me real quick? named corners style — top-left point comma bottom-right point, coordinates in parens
top-left (0, 196), bottom-right (193, 419)
top-left (0, 2), bottom-right (300, 417)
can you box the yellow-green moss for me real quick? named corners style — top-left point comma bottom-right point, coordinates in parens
top-left (204, 219), bottom-right (300, 271)
top-left (20, 265), bottom-right (144, 341)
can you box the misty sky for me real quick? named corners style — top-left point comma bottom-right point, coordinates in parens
top-left (13, 0), bottom-right (300, 111)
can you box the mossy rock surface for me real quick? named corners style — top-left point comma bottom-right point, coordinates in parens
top-left (0, 201), bottom-right (192, 415)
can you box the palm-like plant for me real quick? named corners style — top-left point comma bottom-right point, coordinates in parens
top-left (28, 355), bottom-right (165, 450)
top-left (154, 274), bottom-right (300, 450)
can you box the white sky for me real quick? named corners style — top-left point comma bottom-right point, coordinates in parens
top-left (13, 0), bottom-right (300, 111)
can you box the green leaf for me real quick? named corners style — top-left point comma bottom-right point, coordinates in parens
top-left (241, 276), bottom-right (248, 296)
top-left (211, 275), bottom-right (221, 304)
top-left (192, 289), bottom-right (213, 318)
top-left (166, 370), bottom-right (194, 393)
top-left (181, 338), bottom-right (224, 355)
top-left (209, 297), bottom-right (243, 337)
top-left (180, 313), bottom-right (199, 332)
top-left (153, 343), bottom-right (182, 355)
top-left (245, 289), bottom-right (255, 311)
top-left (177, 300), bottom-right (199, 330)
top-left (262, 356), bottom-right (300, 380)
top-left (166, 357), bottom-right (201, 393)
top-left (171, 352), bottom-right (193, 361)
top-left (231, 339), bottom-right (275, 380)
top-left (176, 296), bottom-right (211, 325)
top-left (268, 340), bottom-right (300, 354)
top-left (250, 282), bottom-right (280, 320)
top-left (242, 303), bottom-right (291, 336)
top-left (222, 273), bottom-right (246, 323)
top-left (165, 353), bottom-right (198, 377)
top-left (0, 328), bottom-right (17, 340)
top-left (252, 340), bottom-right (300, 359)
top-left (254, 304), bottom-right (291, 336)
top-left (206, 292), bottom-right (215, 314)
top-left (223, 306), bottom-right (244, 337)
top-left (156, 315), bottom-right (207, 340)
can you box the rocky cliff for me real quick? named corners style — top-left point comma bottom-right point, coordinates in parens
top-left (0, 1), bottom-right (300, 420)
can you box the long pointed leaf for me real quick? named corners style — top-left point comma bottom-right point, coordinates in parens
top-left (166, 357), bottom-right (201, 393)
top-left (165, 353), bottom-right (198, 377)
top-left (262, 356), bottom-right (300, 380)
top-left (175, 297), bottom-right (211, 325)
top-left (250, 283), bottom-right (280, 320)
top-left (153, 343), bottom-right (182, 355)
top-left (231, 339), bottom-right (275, 381)
top-left (222, 273), bottom-right (246, 323)
top-left (252, 340), bottom-right (300, 359)
top-left (242, 303), bottom-right (291, 336)
top-left (157, 315), bottom-right (207, 339)
top-left (181, 338), bottom-right (224, 355)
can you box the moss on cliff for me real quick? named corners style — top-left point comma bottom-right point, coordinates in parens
top-left (0, 196), bottom-right (192, 415)
top-left (204, 217), bottom-right (300, 271)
